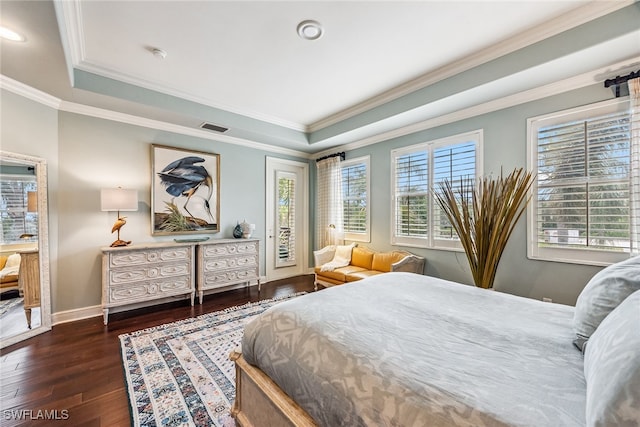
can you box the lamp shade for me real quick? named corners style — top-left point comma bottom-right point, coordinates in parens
top-left (101, 188), bottom-right (138, 211)
top-left (27, 191), bottom-right (38, 212)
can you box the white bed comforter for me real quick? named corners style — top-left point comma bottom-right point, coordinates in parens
top-left (242, 272), bottom-right (586, 427)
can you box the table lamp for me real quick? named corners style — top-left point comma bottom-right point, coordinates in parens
top-left (101, 188), bottom-right (138, 247)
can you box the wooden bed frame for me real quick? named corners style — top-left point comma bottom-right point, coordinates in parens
top-left (230, 350), bottom-right (317, 427)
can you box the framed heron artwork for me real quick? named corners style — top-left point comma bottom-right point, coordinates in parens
top-left (151, 144), bottom-right (220, 235)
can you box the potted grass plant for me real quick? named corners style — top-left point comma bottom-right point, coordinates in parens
top-left (433, 167), bottom-right (535, 289)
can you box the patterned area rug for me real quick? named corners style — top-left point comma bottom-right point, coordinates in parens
top-left (120, 293), bottom-right (304, 427)
top-left (0, 297), bottom-right (23, 318)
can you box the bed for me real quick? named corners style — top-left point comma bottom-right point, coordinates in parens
top-left (232, 264), bottom-right (640, 426)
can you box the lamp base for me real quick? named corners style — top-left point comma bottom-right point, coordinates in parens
top-left (110, 239), bottom-right (132, 247)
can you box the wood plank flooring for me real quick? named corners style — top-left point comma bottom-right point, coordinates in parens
top-left (0, 275), bottom-right (316, 426)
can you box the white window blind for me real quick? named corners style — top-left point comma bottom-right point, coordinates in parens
top-left (433, 141), bottom-right (476, 242)
top-left (341, 157), bottom-right (370, 241)
top-left (277, 172), bottom-right (296, 264)
top-left (528, 99), bottom-right (634, 265)
top-left (394, 150), bottom-right (429, 240)
top-left (391, 131), bottom-right (481, 248)
top-left (0, 178), bottom-right (37, 243)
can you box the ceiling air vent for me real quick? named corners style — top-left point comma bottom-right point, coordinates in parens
top-left (200, 122), bottom-right (229, 133)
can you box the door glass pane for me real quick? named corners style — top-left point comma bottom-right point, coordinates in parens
top-left (277, 172), bottom-right (296, 267)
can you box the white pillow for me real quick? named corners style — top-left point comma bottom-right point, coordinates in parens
top-left (5, 253), bottom-right (21, 269)
top-left (320, 243), bottom-right (356, 272)
top-left (573, 255), bottom-right (640, 351)
top-left (332, 243), bottom-right (355, 263)
top-left (583, 290), bottom-right (640, 426)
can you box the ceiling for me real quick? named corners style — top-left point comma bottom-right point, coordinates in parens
top-left (1, 1), bottom-right (639, 154)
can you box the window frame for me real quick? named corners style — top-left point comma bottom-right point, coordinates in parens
top-left (0, 174), bottom-right (38, 244)
top-left (341, 156), bottom-right (370, 242)
top-left (390, 130), bottom-right (483, 249)
top-left (526, 98), bottom-right (632, 266)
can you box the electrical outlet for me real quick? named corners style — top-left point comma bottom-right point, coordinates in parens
top-left (542, 297), bottom-right (552, 303)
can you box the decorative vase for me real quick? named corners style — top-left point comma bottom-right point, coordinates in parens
top-left (240, 220), bottom-right (254, 238)
top-left (232, 222), bottom-right (243, 239)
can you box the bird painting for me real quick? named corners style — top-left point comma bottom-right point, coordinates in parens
top-left (156, 156), bottom-right (215, 230)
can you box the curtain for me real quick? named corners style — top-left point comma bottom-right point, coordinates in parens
top-left (630, 77), bottom-right (640, 255)
top-left (316, 156), bottom-right (344, 248)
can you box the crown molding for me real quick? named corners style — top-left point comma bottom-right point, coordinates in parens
top-left (53, 0), bottom-right (632, 136)
top-left (313, 57), bottom-right (640, 158)
top-left (58, 100), bottom-right (311, 158)
top-left (1, 74), bottom-right (312, 159)
top-left (53, 0), bottom-right (85, 69)
top-left (4, 51), bottom-right (637, 163)
top-left (308, 0), bottom-right (635, 133)
top-left (0, 75), bottom-right (62, 109)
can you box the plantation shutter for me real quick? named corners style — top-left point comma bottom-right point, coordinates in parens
top-left (536, 110), bottom-right (631, 251)
top-left (342, 162), bottom-right (367, 234)
top-left (394, 150), bottom-right (428, 239)
top-left (277, 172), bottom-right (296, 263)
top-left (432, 141), bottom-right (477, 241)
top-left (0, 179), bottom-right (37, 243)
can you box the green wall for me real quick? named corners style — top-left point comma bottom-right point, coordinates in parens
top-left (336, 82), bottom-right (616, 305)
top-left (1, 89), bottom-right (310, 315)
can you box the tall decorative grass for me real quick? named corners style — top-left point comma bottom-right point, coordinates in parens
top-left (160, 201), bottom-right (192, 231)
top-left (433, 168), bottom-right (535, 289)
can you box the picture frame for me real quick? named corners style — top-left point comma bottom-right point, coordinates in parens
top-left (151, 144), bottom-right (220, 235)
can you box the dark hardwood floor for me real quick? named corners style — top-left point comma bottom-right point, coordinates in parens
top-left (0, 275), bottom-right (316, 426)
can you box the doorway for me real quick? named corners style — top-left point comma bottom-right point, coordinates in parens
top-left (265, 157), bottom-right (309, 282)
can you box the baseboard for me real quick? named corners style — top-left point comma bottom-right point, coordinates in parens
top-left (52, 304), bottom-right (102, 325)
top-left (50, 276), bottom-right (284, 325)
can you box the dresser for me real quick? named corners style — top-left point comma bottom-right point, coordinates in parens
top-left (18, 249), bottom-right (40, 329)
top-left (196, 239), bottom-right (260, 303)
top-left (101, 242), bottom-right (195, 325)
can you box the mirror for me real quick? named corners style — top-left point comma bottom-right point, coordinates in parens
top-left (0, 151), bottom-right (51, 348)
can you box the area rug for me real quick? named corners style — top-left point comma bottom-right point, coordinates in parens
top-left (0, 297), bottom-right (23, 319)
top-left (120, 293), bottom-right (305, 427)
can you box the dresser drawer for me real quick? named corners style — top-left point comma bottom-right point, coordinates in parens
top-left (109, 247), bottom-right (190, 267)
top-left (108, 262), bottom-right (190, 285)
top-left (201, 241), bottom-right (258, 258)
top-left (107, 275), bottom-right (192, 304)
top-left (201, 268), bottom-right (259, 288)
top-left (202, 254), bottom-right (258, 272)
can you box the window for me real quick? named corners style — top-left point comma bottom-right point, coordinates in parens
top-left (0, 176), bottom-right (37, 244)
top-left (341, 156), bottom-right (370, 242)
top-left (527, 99), bottom-right (634, 265)
top-left (391, 130), bottom-right (482, 248)
top-left (277, 171), bottom-right (296, 264)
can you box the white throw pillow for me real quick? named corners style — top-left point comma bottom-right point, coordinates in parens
top-left (332, 243), bottom-right (355, 263)
top-left (573, 255), bottom-right (640, 352)
top-left (5, 253), bottom-right (21, 269)
top-left (583, 290), bottom-right (640, 426)
top-left (320, 243), bottom-right (356, 272)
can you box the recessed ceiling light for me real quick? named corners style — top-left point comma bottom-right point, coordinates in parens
top-left (0, 26), bottom-right (26, 42)
top-left (297, 20), bottom-right (323, 41)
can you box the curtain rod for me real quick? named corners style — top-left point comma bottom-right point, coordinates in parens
top-left (604, 69), bottom-right (640, 97)
top-left (315, 152), bottom-right (345, 162)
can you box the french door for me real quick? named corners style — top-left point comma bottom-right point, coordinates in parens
top-left (265, 157), bottom-right (309, 281)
